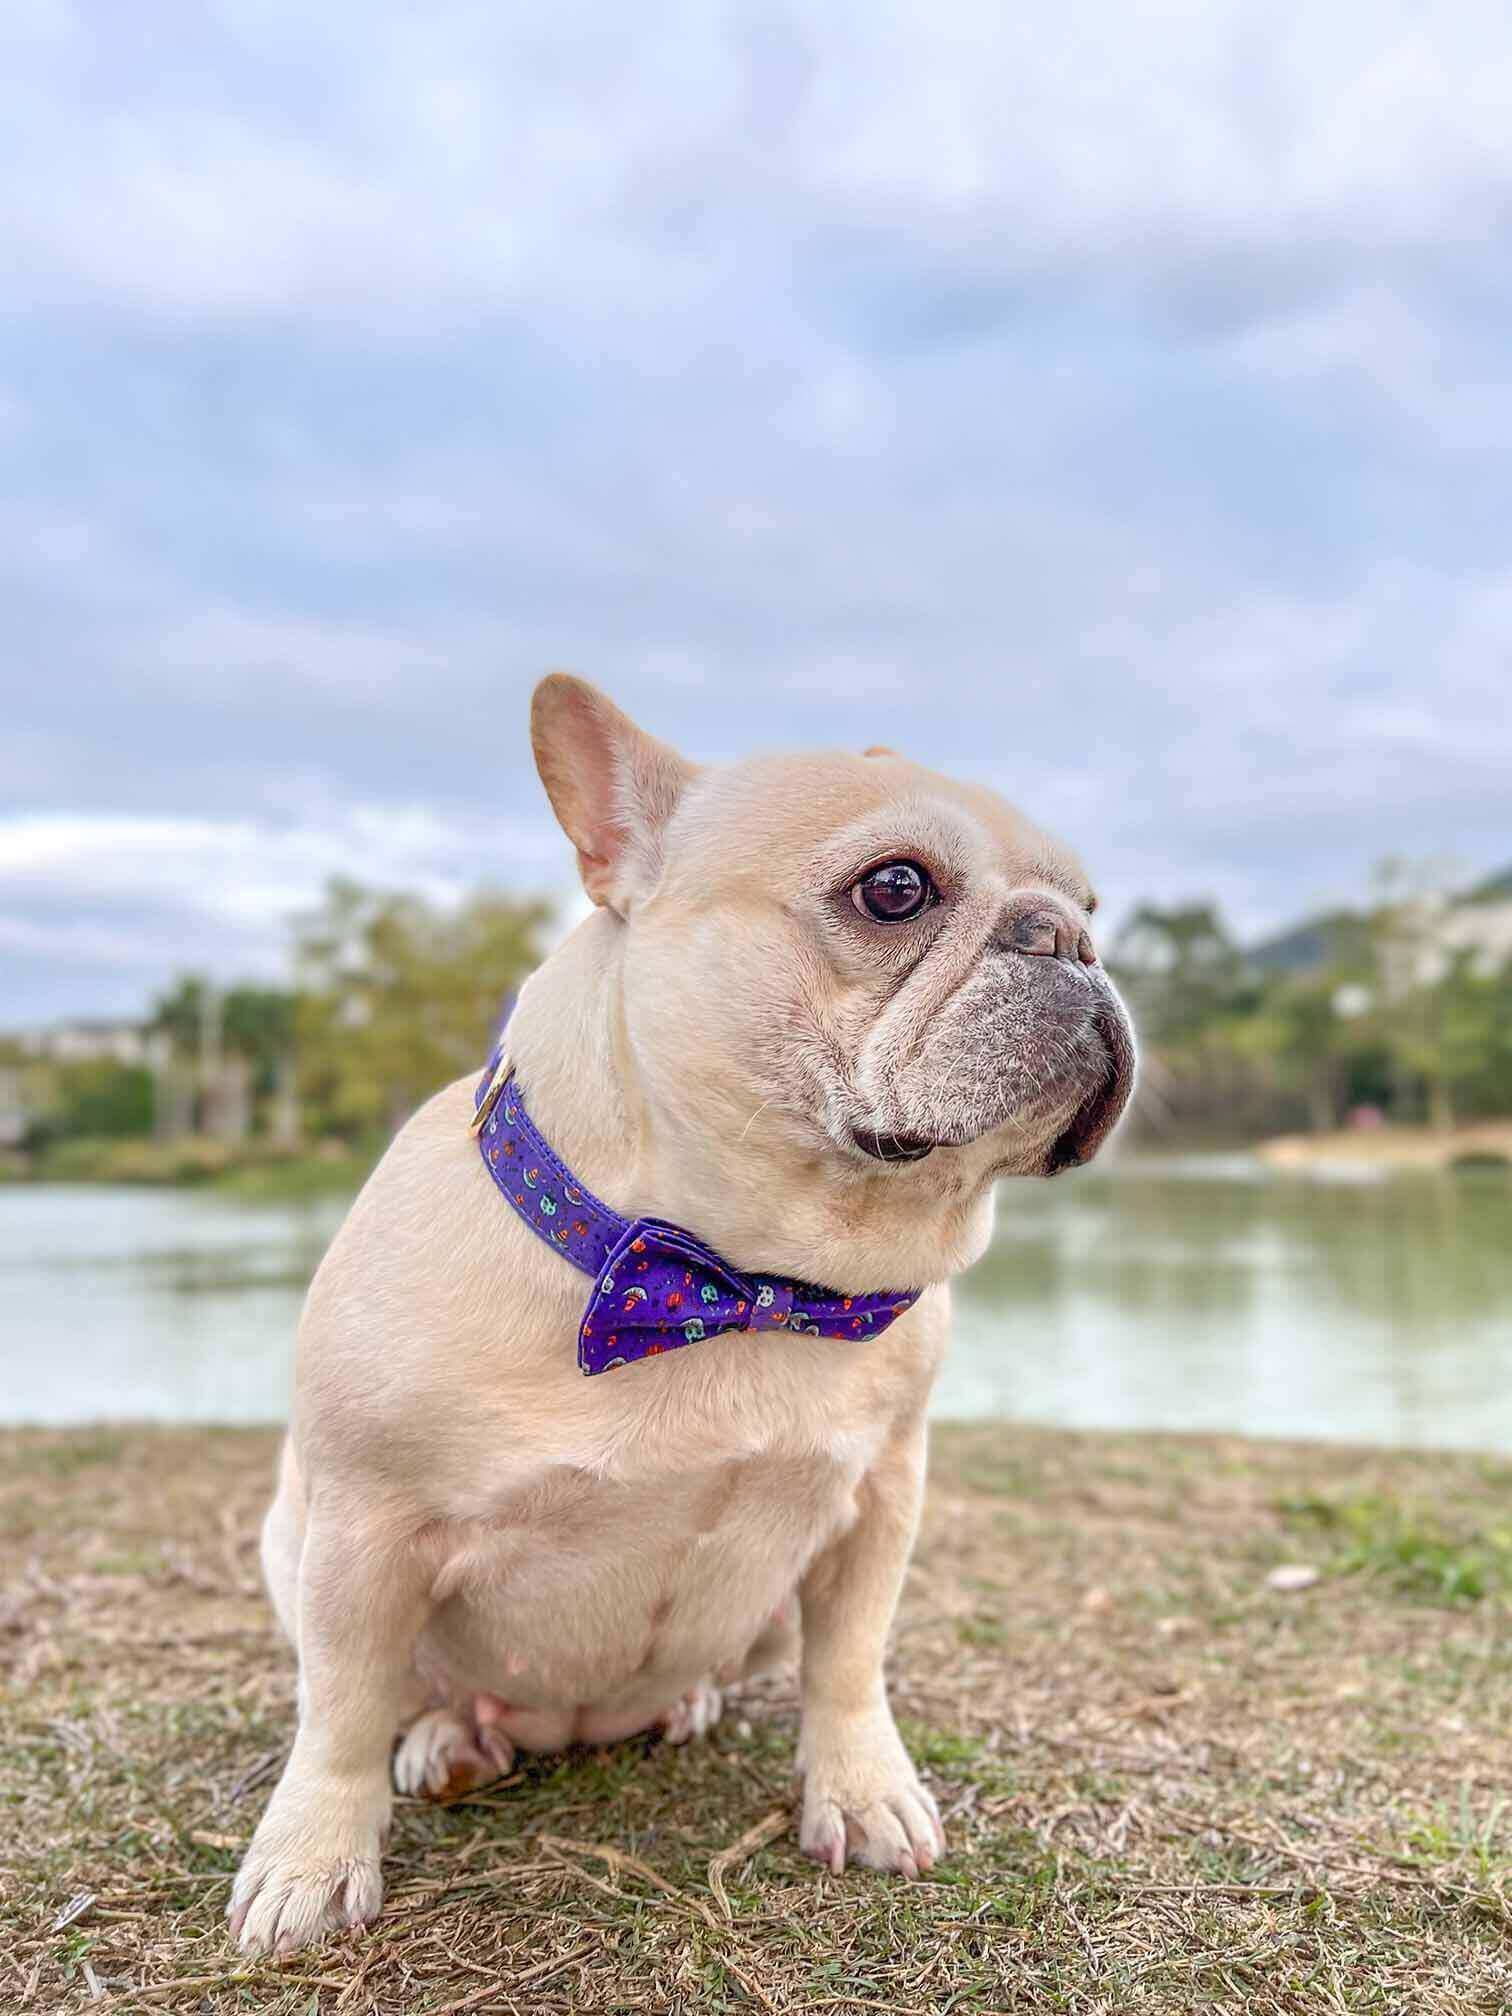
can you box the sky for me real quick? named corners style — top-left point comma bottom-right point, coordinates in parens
top-left (4, 1), bottom-right (1511, 1022)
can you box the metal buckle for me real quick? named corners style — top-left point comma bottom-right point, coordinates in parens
top-left (469, 1051), bottom-right (514, 1135)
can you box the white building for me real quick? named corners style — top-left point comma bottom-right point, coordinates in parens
top-left (16, 1019), bottom-right (172, 1068)
top-left (1381, 896), bottom-right (1512, 996)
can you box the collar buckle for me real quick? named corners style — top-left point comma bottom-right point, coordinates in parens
top-left (469, 1051), bottom-right (514, 1136)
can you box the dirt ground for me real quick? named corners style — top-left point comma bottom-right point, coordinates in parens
top-left (2, 1422), bottom-right (1509, 2014)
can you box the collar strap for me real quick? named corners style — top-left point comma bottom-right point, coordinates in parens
top-left (472, 1048), bottom-right (922, 1375)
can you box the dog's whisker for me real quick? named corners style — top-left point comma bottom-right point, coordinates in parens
top-left (736, 1095), bottom-right (779, 1147)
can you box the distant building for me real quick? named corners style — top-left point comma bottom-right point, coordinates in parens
top-left (16, 1019), bottom-right (172, 1069)
top-left (1244, 865), bottom-right (1512, 995)
top-left (1385, 893), bottom-right (1512, 994)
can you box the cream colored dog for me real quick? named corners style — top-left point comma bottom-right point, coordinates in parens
top-left (229, 676), bottom-right (1135, 1955)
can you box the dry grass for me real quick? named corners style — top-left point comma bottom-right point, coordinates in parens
top-left (3, 1424), bottom-right (1510, 2013)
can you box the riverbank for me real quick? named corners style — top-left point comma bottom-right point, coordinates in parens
top-left (1259, 1120), bottom-right (1512, 1173)
top-left (0, 1135), bottom-right (371, 1199)
top-left (13, 1122), bottom-right (1512, 1198)
top-left (4, 1424), bottom-right (1509, 2012)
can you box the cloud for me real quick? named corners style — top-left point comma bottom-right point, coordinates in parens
top-left (0, 805), bottom-right (574, 1018)
top-left (3, 2), bottom-right (1510, 1018)
top-left (7, 4), bottom-right (1512, 334)
top-left (151, 610), bottom-right (451, 697)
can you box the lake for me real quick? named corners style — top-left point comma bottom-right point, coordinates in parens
top-left (2, 1163), bottom-right (1509, 1449)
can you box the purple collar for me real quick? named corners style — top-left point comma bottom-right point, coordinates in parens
top-left (471, 1047), bottom-right (921, 1376)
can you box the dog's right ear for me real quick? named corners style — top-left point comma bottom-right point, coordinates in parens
top-left (530, 674), bottom-right (697, 915)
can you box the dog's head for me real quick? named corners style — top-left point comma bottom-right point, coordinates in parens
top-left (531, 675), bottom-right (1135, 1286)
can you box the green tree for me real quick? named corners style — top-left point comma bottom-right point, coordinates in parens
top-left (293, 880), bottom-right (550, 1139)
top-left (152, 979), bottom-right (297, 1099)
top-left (31, 1062), bottom-right (155, 1143)
top-left (1255, 982), bottom-right (1347, 1133)
top-left (1109, 902), bottom-right (1245, 1044)
top-left (1406, 952), bottom-right (1512, 1130)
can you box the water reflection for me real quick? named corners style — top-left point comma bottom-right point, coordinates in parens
top-left (944, 1160), bottom-right (1512, 1449)
top-left (0, 1186), bottom-right (347, 1424)
top-left (2, 1165), bottom-right (1509, 1448)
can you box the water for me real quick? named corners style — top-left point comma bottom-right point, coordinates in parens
top-left (2, 1164), bottom-right (1509, 1449)
top-left (943, 1160), bottom-right (1512, 1450)
top-left (0, 1186), bottom-right (349, 1425)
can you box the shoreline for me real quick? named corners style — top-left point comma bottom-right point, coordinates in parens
top-left (6, 1124), bottom-right (1512, 1197)
top-left (0, 1138), bottom-right (372, 1199)
top-left (1259, 1120), bottom-right (1512, 1173)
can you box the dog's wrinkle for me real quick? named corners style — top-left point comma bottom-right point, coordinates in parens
top-left (883, 967), bottom-right (1109, 1154)
top-left (697, 1458), bottom-right (746, 1535)
top-left (892, 920), bottom-right (992, 1078)
top-left (631, 1612), bottom-right (665, 1676)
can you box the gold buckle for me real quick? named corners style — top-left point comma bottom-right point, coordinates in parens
top-left (469, 1051), bottom-right (514, 1135)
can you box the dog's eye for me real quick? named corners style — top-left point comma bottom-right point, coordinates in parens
top-left (851, 860), bottom-right (935, 923)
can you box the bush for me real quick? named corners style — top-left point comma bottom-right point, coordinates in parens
top-left (29, 1063), bottom-right (154, 1144)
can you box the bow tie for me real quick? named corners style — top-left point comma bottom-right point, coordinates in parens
top-left (472, 1048), bottom-right (921, 1376)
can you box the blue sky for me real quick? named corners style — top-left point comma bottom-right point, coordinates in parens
top-left (4, 1), bottom-right (1511, 1020)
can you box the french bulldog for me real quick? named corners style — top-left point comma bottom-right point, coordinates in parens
top-left (228, 675), bottom-right (1135, 1954)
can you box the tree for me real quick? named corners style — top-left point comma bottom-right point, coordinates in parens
top-left (152, 979), bottom-right (297, 1097)
top-left (293, 880), bottom-right (550, 1138)
top-left (1269, 983), bottom-right (1347, 1133)
top-left (1362, 856), bottom-right (1494, 1129)
top-left (1405, 951), bottom-right (1511, 1131)
top-left (1108, 902), bottom-right (1245, 1044)
top-left (28, 1061), bottom-right (155, 1143)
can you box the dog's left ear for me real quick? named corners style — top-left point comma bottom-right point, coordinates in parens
top-left (531, 673), bottom-right (697, 915)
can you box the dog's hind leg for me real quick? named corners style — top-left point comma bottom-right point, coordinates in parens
top-left (659, 1678), bottom-right (724, 1745)
top-left (661, 1602), bottom-right (802, 1745)
top-left (726, 1599), bottom-right (799, 1684)
top-left (392, 1700), bottom-right (516, 1801)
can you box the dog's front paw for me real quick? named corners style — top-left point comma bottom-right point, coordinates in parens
top-left (228, 1800), bottom-right (385, 1955)
top-left (797, 1711), bottom-right (944, 1880)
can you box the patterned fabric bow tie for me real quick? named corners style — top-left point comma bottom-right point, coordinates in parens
top-left (472, 1047), bottom-right (921, 1376)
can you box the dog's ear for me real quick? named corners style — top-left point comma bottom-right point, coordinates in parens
top-left (531, 674), bottom-right (696, 914)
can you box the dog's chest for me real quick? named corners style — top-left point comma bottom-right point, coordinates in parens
top-left (459, 1412), bottom-right (881, 1591)
top-left (426, 1378), bottom-right (887, 1700)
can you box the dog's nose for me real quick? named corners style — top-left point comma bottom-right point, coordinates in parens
top-left (998, 898), bottom-right (1097, 965)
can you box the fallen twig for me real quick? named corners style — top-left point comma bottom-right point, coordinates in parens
top-left (707, 1809), bottom-right (789, 1920)
top-left (426, 1939), bottom-right (597, 2016)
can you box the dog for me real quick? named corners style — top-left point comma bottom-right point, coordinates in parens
top-left (228, 674), bottom-right (1135, 1954)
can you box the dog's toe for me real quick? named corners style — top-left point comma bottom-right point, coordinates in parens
top-left (393, 1708), bottom-right (515, 1800)
top-left (230, 1842), bottom-right (382, 1955)
top-left (660, 1679), bottom-right (723, 1745)
top-left (797, 1716), bottom-right (945, 1880)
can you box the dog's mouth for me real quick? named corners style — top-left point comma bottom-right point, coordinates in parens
top-left (851, 1128), bottom-right (939, 1164)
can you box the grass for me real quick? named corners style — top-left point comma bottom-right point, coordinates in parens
top-left (1278, 1489), bottom-right (1512, 1604)
top-left (2, 1424), bottom-right (1511, 2012)
top-left (8, 1136), bottom-right (369, 1199)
